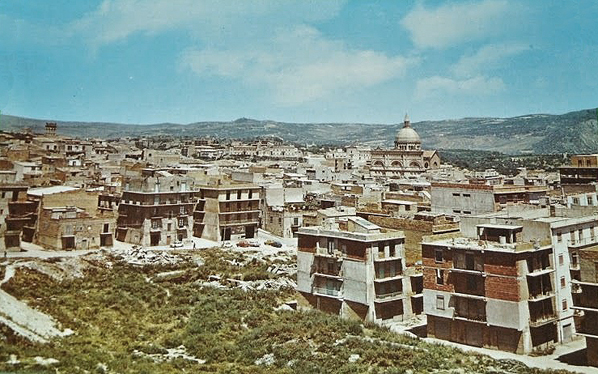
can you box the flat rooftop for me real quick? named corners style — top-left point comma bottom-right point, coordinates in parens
top-left (298, 226), bottom-right (404, 242)
top-left (423, 236), bottom-right (552, 253)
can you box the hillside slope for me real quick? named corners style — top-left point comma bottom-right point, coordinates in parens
top-left (2, 109), bottom-right (597, 154)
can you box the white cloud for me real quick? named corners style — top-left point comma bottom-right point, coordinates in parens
top-left (181, 26), bottom-right (416, 105)
top-left (71, 0), bottom-right (345, 48)
top-left (415, 75), bottom-right (505, 99)
top-left (401, 0), bottom-right (520, 49)
top-left (451, 42), bottom-right (530, 77)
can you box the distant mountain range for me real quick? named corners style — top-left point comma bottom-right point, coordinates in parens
top-left (1, 108), bottom-right (597, 154)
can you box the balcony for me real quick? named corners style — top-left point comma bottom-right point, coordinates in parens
top-left (526, 267), bottom-right (554, 277)
top-left (373, 251), bottom-right (402, 262)
top-left (313, 271), bottom-right (343, 281)
top-left (313, 287), bottom-right (342, 298)
top-left (528, 292), bottom-right (554, 302)
top-left (374, 275), bottom-right (403, 283)
top-left (568, 236), bottom-right (598, 248)
top-left (450, 267), bottom-right (485, 276)
top-left (314, 246), bottom-right (343, 260)
top-left (529, 315), bottom-right (558, 328)
top-left (374, 292), bottom-right (404, 302)
top-left (219, 218), bottom-right (260, 226)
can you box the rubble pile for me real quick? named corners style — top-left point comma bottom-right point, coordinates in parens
top-left (198, 275), bottom-right (297, 291)
top-left (112, 246), bottom-right (183, 266)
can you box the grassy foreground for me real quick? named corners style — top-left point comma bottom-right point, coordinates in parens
top-left (0, 249), bottom-right (570, 373)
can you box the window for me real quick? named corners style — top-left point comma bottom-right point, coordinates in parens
top-left (226, 191), bottom-right (231, 200)
top-left (269, 216), bottom-right (273, 223)
top-left (452, 193), bottom-right (460, 197)
top-left (592, 227), bottom-right (596, 240)
top-left (389, 242), bottom-right (396, 257)
top-left (435, 249), bottom-right (443, 263)
top-left (103, 223), bottom-right (109, 233)
top-left (452, 210), bottom-right (461, 214)
top-left (463, 211), bottom-right (471, 215)
top-left (167, 223), bottom-right (172, 231)
top-left (248, 190), bottom-right (253, 199)
top-left (463, 193), bottom-right (471, 198)
top-left (237, 190), bottom-right (242, 199)
top-left (436, 269), bottom-right (444, 285)
top-left (588, 196), bottom-right (594, 205)
top-left (570, 230), bottom-right (576, 244)
top-left (180, 206), bottom-right (186, 214)
top-left (436, 295), bottom-right (445, 310)
top-left (560, 276), bottom-right (566, 288)
top-left (178, 218), bottom-right (185, 227)
top-left (327, 238), bottom-right (335, 254)
top-left (562, 299), bottom-right (568, 311)
top-left (559, 254), bottom-right (564, 266)
top-left (571, 252), bottom-right (579, 267)
top-left (467, 275), bottom-right (476, 291)
top-left (579, 229), bottom-right (583, 242)
top-left (557, 232), bottom-right (562, 243)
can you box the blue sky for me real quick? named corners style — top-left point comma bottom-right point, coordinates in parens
top-left (1, 0), bottom-right (597, 124)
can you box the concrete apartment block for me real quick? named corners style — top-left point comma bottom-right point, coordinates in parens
top-left (193, 181), bottom-right (261, 242)
top-left (116, 170), bottom-right (196, 246)
top-left (296, 216), bottom-right (423, 324)
top-left (423, 210), bottom-right (589, 354)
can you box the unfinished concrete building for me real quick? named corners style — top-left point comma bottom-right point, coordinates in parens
top-left (296, 217), bottom-right (423, 324)
top-left (423, 210), bottom-right (581, 354)
top-left (559, 154), bottom-right (598, 194)
top-left (116, 170), bottom-right (196, 246)
top-left (1, 185), bottom-right (29, 251)
top-left (193, 181), bottom-right (261, 241)
top-left (568, 218), bottom-right (598, 367)
top-left (431, 182), bottom-right (548, 216)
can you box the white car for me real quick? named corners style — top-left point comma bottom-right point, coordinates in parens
top-left (170, 241), bottom-right (183, 248)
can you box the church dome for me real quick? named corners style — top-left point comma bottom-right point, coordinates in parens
top-left (395, 114), bottom-right (421, 144)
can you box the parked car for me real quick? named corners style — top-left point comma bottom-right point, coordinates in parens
top-left (265, 240), bottom-right (283, 248)
top-left (246, 239), bottom-right (260, 247)
top-left (170, 241), bottom-right (183, 248)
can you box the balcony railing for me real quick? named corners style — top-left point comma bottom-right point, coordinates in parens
top-left (528, 291), bottom-right (554, 301)
top-left (454, 311), bottom-right (486, 322)
top-left (374, 252), bottom-right (401, 262)
top-left (315, 246), bottom-right (343, 259)
top-left (313, 287), bottom-right (342, 298)
top-left (568, 236), bottom-right (598, 248)
top-left (529, 314), bottom-right (557, 327)
top-left (374, 291), bottom-right (403, 301)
